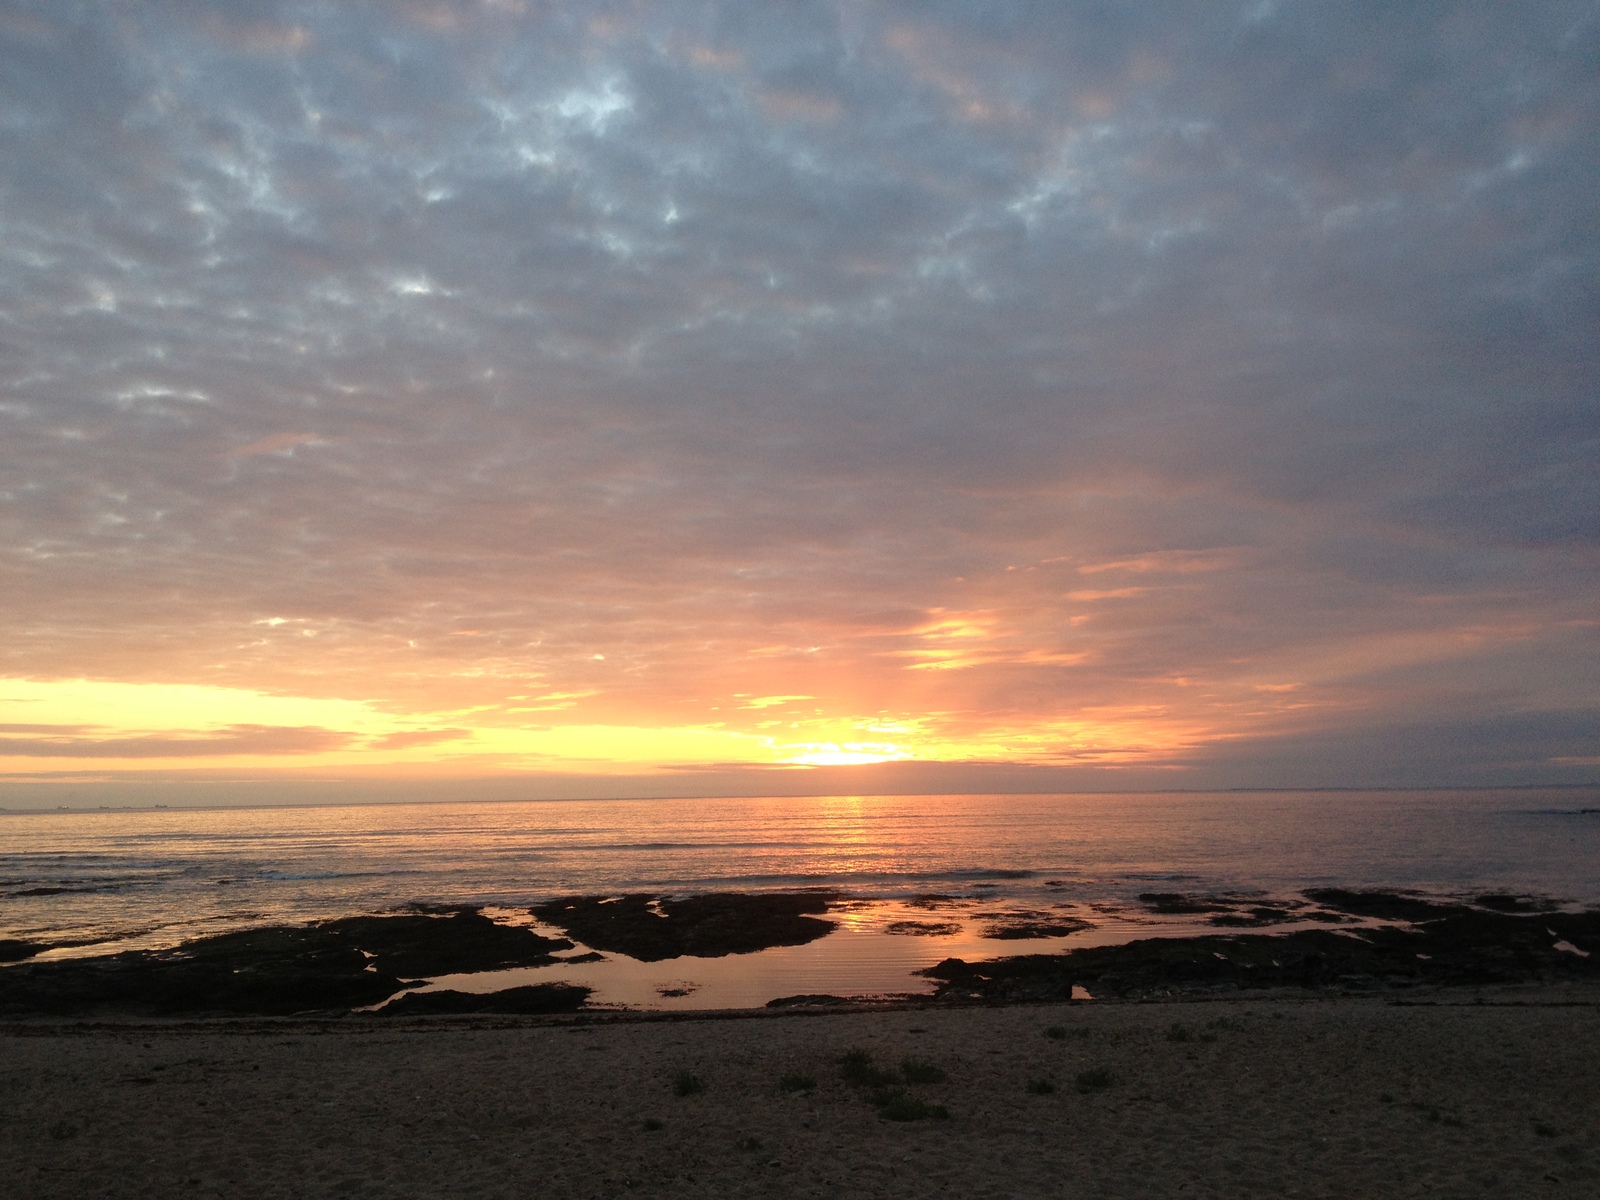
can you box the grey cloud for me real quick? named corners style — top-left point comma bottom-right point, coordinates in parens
top-left (0, 1), bottom-right (1596, 780)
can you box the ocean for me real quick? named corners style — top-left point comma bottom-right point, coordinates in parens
top-left (4, 788), bottom-right (1596, 1009)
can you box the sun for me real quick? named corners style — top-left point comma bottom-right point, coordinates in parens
top-left (781, 742), bottom-right (915, 766)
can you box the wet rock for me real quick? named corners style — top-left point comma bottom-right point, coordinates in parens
top-left (310, 908), bottom-right (574, 978)
top-left (1473, 893), bottom-right (1557, 913)
top-left (1208, 906), bottom-right (1297, 928)
top-left (0, 908), bottom-right (572, 1017)
top-left (1138, 893), bottom-right (1232, 915)
top-left (920, 906), bottom-right (1600, 1001)
top-left (375, 983), bottom-right (589, 1016)
top-left (921, 953), bottom-right (1077, 1002)
top-left (904, 894), bottom-right (961, 910)
top-left (885, 920), bottom-right (963, 937)
top-left (529, 892), bottom-right (836, 961)
top-left (977, 911), bottom-right (1094, 940)
top-left (1301, 888), bottom-right (1472, 922)
top-left (0, 939), bottom-right (47, 963)
top-left (765, 994), bottom-right (851, 1008)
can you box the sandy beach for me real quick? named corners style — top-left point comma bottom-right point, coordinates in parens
top-left (6, 987), bottom-right (1597, 1199)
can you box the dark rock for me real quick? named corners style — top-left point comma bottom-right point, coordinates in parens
top-left (920, 906), bottom-right (1600, 1001)
top-left (0, 908), bottom-right (572, 1018)
top-left (921, 953), bottom-right (1077, 1002)
top-left (0, 939), bottom-right (48, 963)
top-left (375, 983), bottom-right (589, 1016)
top-left (529, 892), bottom-right (836, 961)
top-left (1474, 893), bottom-right (1555, 913)
top-left (1138, 893), bottom-right (1232, 915)
top-left (885, 920), bottom-right (962, 937)
top-left (978, 912), bottom-right (1093, 940)
top-left (1302, 888), bottom-right (1472, 922)
top-left (765, 994), bottom-right (851, 1008)
top-left (1208, 907), bottom-right (1296, 928)
top-left (298, 909), bottom-right (574, 978)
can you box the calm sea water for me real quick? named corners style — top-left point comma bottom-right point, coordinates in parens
top-left (4, 789), bottom-right (1596, 1008)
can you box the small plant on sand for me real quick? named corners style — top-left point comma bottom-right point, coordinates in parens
top-left (870, 1087), bottom-right (949, 1122)
top-left (1533, 1121), bottom-right (1559, 1138)
top-left (778, 1071), bottom-right (816, 1093)
top-left (672, 1070), bottom-right (705, 1097)
top-left (1045, 1025), bottom-right (1090, 1041)
top-left (1026, 1077), bottom-right (1056, 1095)
top-left (839, 1049), bottom-right (899, 1087)
top-left (899, 1057), bottom-right (946, 1084)
top-left (1166, 1023), bottom-right (1193, 1043)
top-left (1406, 1100), bottom-right (1461, 1126)
top-left (1075, 1068), bottom-right (1113, 1093)
top-left (738, 1136), bottom-right (763, 1151)
top-left (1378, 1093), bottom-right (1395, 1105)
top-left (641, 1118), bottom-right (664, 1131)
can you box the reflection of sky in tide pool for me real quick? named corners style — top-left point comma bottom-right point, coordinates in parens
top-left (404, 898), bottom-right (1364, 1011)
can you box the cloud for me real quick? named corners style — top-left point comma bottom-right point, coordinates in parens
top-left (365, 728), bottom-right (471, 750)
top-left (0, 724), bottom-right (354, 759)
top-left (228, 432), bottom-right (321, 457)
top-left (0, 1), bottom-right (1594, 784)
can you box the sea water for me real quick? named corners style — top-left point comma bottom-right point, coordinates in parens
top-left (3, 789), bottom-right (1596, 1008)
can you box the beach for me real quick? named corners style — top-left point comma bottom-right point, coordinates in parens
top-left (7, 987), bottom-right (1598, 1199)
top-left (6, 801), bottom-right (1598, 1197)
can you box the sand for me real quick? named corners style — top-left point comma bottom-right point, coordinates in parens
top-left (5, 987), bottom-right (1598, 1199)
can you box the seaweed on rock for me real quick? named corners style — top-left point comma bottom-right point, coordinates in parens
top-left (921, 894), bottom-right (1600, 1001)
top-left (529, 892), bottom-right (836, 961)
top-left (0, 908), bottom-right (573, 1018)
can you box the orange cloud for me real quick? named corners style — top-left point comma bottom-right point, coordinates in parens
top-left (0, 724), bottom-right (351, 758)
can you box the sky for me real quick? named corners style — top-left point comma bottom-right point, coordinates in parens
top-left (1, 0), bottom-right (1596, 803)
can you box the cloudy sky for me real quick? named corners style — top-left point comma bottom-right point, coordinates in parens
top-left (1, 0), bottom-right (1596, 800)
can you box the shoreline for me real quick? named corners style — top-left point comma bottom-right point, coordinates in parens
top-left (7, 978), bottom-right (1600, 1039)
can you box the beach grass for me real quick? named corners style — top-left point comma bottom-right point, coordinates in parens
top-left (869, 1087), bottom-right (950, 1122)
top-left (1045, 1025), bottom-right (1089, 1041)
top-left (838, 1049), bottom-right (899, 1087)
top-left (899, 1056), bottom-right (947, 1084)
top-left (671, 1070), bottom-right (705, 1097)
